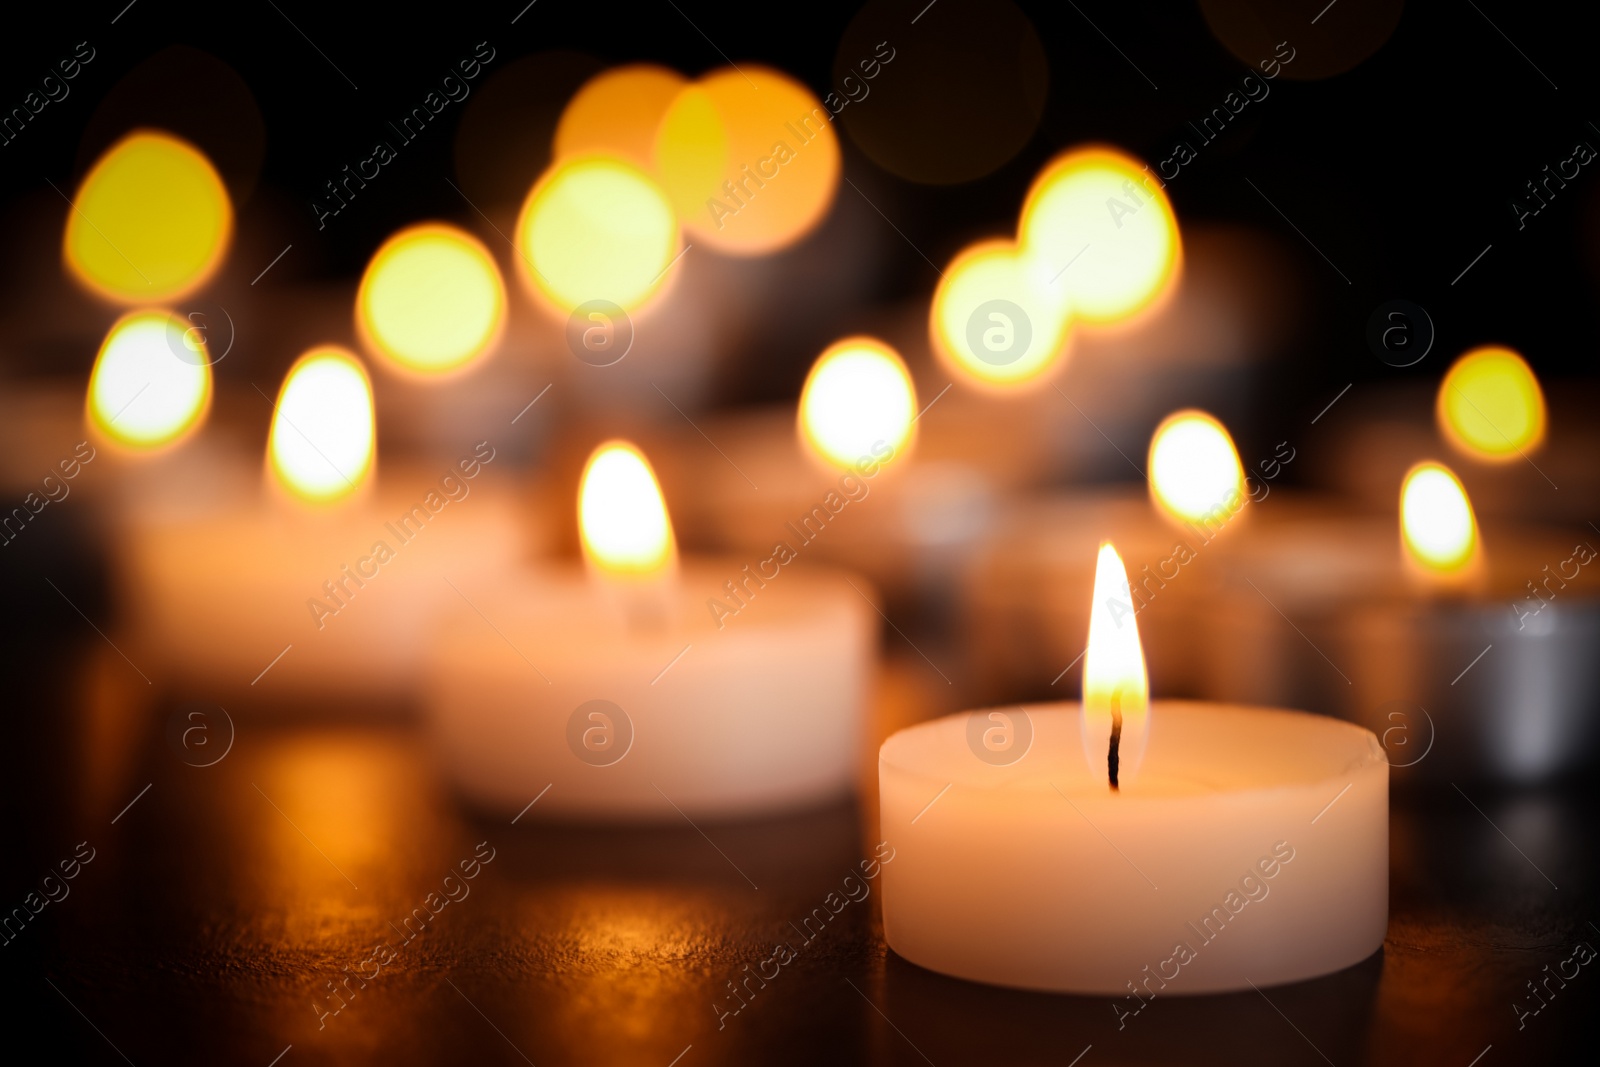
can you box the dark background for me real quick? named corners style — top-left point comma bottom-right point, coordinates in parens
top-left (2, 0), bottom-right (1597, 403)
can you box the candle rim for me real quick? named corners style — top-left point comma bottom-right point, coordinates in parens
top-left (880, 700), bottom-right (1385, 800)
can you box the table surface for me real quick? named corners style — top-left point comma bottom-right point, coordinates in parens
top-left (4, 634), bottom-right (1596, 1067)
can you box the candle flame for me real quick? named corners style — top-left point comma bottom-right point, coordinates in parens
top-left (1018, 146), bottom-right (1180, 326)
top-left (1437, 346), bottom-right (1546, 463)
top-left (1400, 461), bottom-right (1480, 579)
top-left (64, 130), bottom-right (232, 304)
top-left (1147, 410), bottom-right (1246, 528)
top-left (798, 337), bottom-right (916, 470)
top-left (357, 222), bottom-right (505, 376)
top-left (1083, 542), bottom-right (1150, 789)
top-left (268, 347), bottom-right (376, 504)
top-left (87, 309), bottom-right (212, 451)
top-left (579, 441), bottom-right (677, 578)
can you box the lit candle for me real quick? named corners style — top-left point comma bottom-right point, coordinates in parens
top-left (879, 543), bottom-right (1388, 993)
top-left (423, 439), bottom-right (874, 819)
top-left (1319, 345), bottom-right (1597, 524)
top-left (1202, 458), bottom-right (1600, 781)
top-left (650, 336), bottom-right (1004, 614)
top-left (111, 345), bottom-right (531, 699)
top-left (963, 409), bottom-right (1249, 699)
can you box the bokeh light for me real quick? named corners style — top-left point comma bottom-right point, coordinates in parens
top-left (1436, 346), bottom-right (1546, 462)
top-left (516, 156), bottom-right (679, 315)
top-left (1147, 410), bottom-right (1246, 527)
top-left (930, 239), bottom-right (1069, 390)
top-left (1400, 461), bottom-right (1479, 576)
top-left (579, 441), bottom-right (677, 578)
top-left (555, 64), bottom-right (687, 168)
top-left (268, 347), bottom-right (375, 504)
top-left (87, 309), bottom-right (211, 450)
top-left (1018, 146), bottom-right (1180, 326)
top-left (653, 66), bottom-right (839, 255)
top-left (357, 223), bottom-right (506, 377)
top-left (64, 129), bottom-right (233, 304)
top-left (798, 337), bottom-right (917, 469)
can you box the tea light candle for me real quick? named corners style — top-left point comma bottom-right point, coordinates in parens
top-left (1200, 461), bottom-right (1600, 782)
top-left (110, 346), bottom-right (532, 699)
top-left (651, 336), bottom-right (1008, 613)
top-left (962, 410), bottom-right (1252, 699)
top-left (423, 440), bottom-right (874, 820)
top-left (880, 544), bottom-right (1388, 993)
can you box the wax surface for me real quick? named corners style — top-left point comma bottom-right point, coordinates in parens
top-left (425, 561), bottom-right (873, 820)
top-left (113, 467), bottom-right (529, 696)
top-left (879, 702), bottom-right (1387, 993)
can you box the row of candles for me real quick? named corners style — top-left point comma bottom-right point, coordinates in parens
top-left (47, 60), bottom-right (1596, 998)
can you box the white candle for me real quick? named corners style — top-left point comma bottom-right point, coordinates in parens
top-left (110, 347), bottom-right (532, 698)
top-left (423, 440), bottom-right (874, 819)
top-left (879, 544), bottom-right (1387, 993)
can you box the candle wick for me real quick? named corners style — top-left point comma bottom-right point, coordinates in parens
top-left (1108, 689), bottom-right (1122, 793)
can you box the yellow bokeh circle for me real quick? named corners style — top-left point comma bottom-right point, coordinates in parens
top-left (1436, 346), bottom-right (1546, 462)
top-left (930, 239), bottom-right (1070, 390)
top-left (65, 129), bottom-right (233, 304)
top-left (357, 223), bottom-right (506, 377)
top-left (515, 155), bottom-right (680, 316)
top-left (1018, 146), bottom-right (1180, 326)
top-left (555, 64), bottom-right (687, 169)
top-left (653, 66), bottom-right (839, 255)
top-left (1147, 410), bottom-right (1245, 527)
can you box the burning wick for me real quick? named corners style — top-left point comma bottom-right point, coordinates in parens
top-left (1108, 689), bottom-right (1123, 792)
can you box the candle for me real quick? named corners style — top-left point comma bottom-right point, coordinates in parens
top-left (649, 335), bottom-right (1004, 615)
top-left (111, 345), bottom-right (531, 700)
top-left (423, 439), bottom-right (873, 819)
top-left (879, 544), bottom-right (1387, 993)
top-left (1315, 347), bottom-right (1597, 524)
top-left (1200, 460), bottom-right (1600, 782)
top-left (963, 409), bottom-right (1249, 700)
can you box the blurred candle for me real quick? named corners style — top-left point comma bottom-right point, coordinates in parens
top-left (1201, 460), bottom-right (1600, 782)
top-left (424, 439), bottom-right (873, 820)
top-left (963, 409), bottom-right (1248, 700)
top-left (111, 346), bottom-right (530, 701)
top-left (650, 336), bottom-right (1001, 616)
